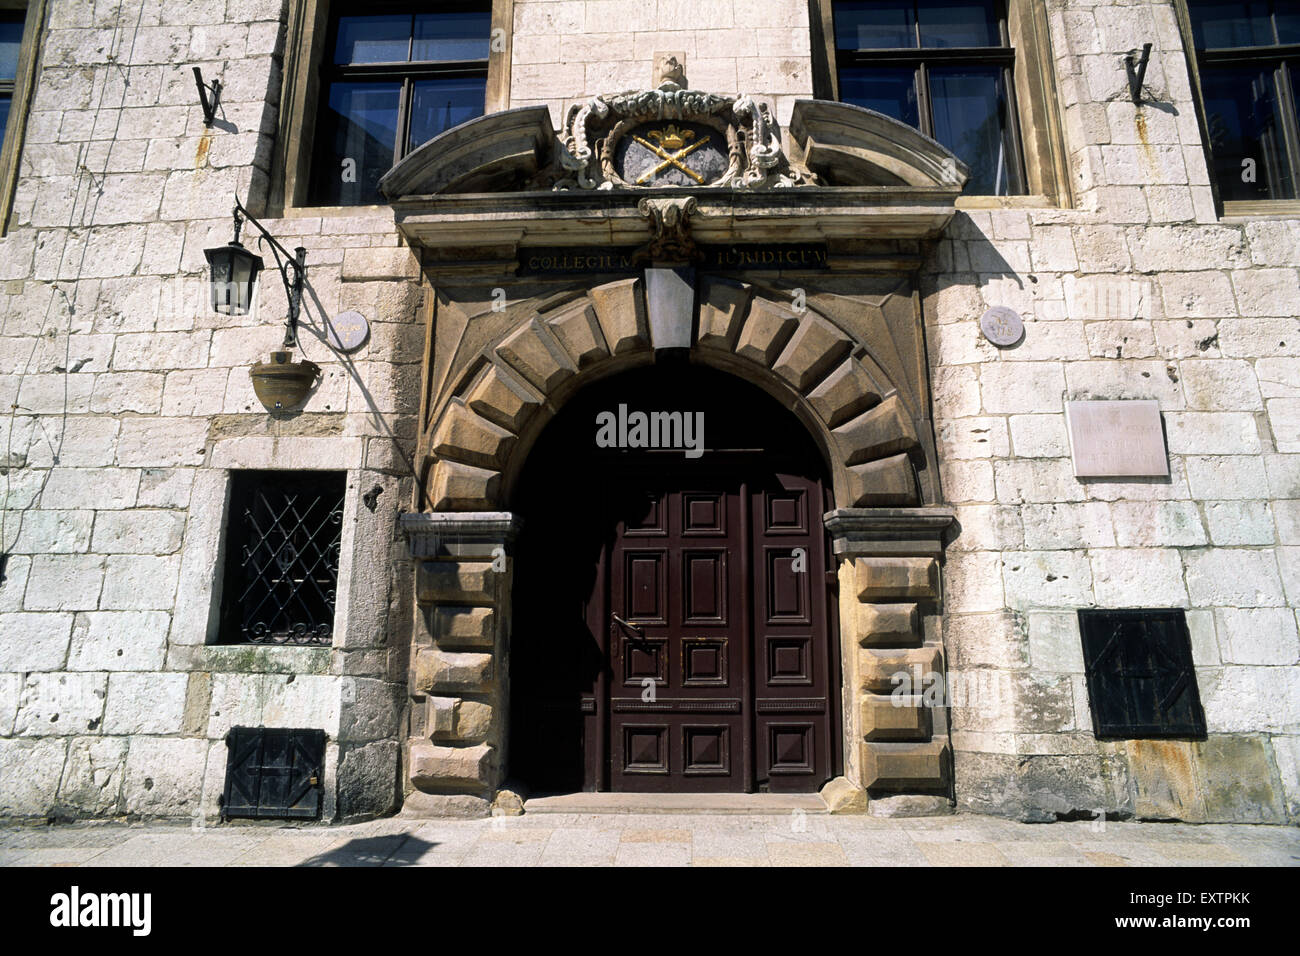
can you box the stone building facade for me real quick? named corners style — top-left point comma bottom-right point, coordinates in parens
top-left (0, 0), bottom-right (1297, 825)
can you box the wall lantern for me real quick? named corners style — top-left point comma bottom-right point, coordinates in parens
top-left (205, 197), bottom-right (318, 412)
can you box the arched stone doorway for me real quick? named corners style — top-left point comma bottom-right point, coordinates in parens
top-left (509, 362), bottom-right (841, 794)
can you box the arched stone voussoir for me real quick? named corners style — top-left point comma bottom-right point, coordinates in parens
top-left (773, 312), bottom-right (855, 393)
top-left (589, 277), bottom-right (650, 355)
top-left (697, 275), bottom-right (754, 352)
top-left (496, 317), bottom-right (578, 394)
top-left (734, 296), bottom-right (799, 367)
top-left (807, 357), bottom-right (884, 429)
top-left (430, 399), bottom-right (517, 472)
top-left (832, 393), bottom-right (920, 467)
top-left (464, 362), bottom-right (544, 435)
top-left (542, 299), bottom-right (610, 368)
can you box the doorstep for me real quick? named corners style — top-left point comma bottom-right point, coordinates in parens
top-left (521, 792), bottom-right (830, 814)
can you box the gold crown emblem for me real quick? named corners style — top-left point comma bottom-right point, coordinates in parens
top-left (648, 124), bottom-right (694, 151)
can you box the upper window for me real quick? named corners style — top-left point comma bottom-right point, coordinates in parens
top-left (829, 0), bottom-right (1026, 194)
top-left (1186, 0), bottom-right (1300, 202)
top-left (0, 10), bottom-right (22, 150)
top-left (308, 3), bottom-right (491, 206)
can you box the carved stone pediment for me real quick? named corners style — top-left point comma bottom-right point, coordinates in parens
top-left (536, 82), bottom-right (819, 191)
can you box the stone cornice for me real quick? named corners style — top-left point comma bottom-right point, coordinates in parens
top-left (823, 507), bottom-right (957, 558)
top-left (400, 511), bottom-right (524, 559)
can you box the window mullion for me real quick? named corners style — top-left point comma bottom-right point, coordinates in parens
top-left (1276, 59), bottom-right (1300, 196)
top-left (396, 75), bottom-right (413, 161)
top-left (917, 61), bottom-right (932, 138)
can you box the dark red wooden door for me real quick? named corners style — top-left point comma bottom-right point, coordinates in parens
top-left (509, 364), bottom-right (838, 794)
top-left (601, 459), bottom-right (832, 792)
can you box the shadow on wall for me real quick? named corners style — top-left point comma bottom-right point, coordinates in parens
top-left (295, 834), bottom-right (438, 867)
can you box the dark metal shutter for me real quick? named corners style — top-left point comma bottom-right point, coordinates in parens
top-left (1078, 609), bottom-right (1207, 739)
top-left (222, 727), bottom-right (326, 820)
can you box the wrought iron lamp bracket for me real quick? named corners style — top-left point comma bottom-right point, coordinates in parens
top-left (233, 197), bottom-right (308, 348)
top-left (193, 67), bottom-right (222, 126)
top-left (1125, 43), bottom-right (1153, 104)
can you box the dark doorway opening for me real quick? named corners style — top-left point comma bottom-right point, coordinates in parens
top-left (509, 363), bottom-right (841, 794)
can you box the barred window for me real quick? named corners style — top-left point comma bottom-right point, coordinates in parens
top-left (219, 471), bottom-right (346, 646)
top-left (307, 2), bottom-right (491, 206)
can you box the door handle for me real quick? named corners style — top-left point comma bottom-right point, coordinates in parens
top-left (611, 613), bottom-right (644, 637)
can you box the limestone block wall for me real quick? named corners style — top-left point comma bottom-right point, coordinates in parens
top-left (508, 0), bottom-right (814, 126)
top-left (922, 0), bottom-right (1300, 823)
top-left (0, 0), bottom-right (419, 821)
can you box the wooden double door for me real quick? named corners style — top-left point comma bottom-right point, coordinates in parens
top-left (509, 365), bottom-right (840, 795)
top-left (599, 461), bottom-right (836, 792)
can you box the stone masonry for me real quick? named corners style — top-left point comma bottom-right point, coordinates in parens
top-left (0, 0), bottom-right (1297, 823)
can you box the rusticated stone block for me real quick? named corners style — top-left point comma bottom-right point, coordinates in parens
top-left (425, 696), bottom-right (494, 742)
top-left (416, 561), bottom-right (494, 604)
top-left (433, 605), bottom-right (494, 649)
top-left (734, 298), bottom-right (798, 366)
top-left (412, 647), bottom-right (493, 693)
top-left (856, 557), bottom-right (939, 602)
top-left (807, 358), bottom-right (882, 429)
top-left (847, 453), bottom-right (920, 507)
top-left (496, 318), bottom-right (576, 393)
top-left (861, 693), bottom-right (931, 742)
top-left (856, 602), bottom-right (921, 647)
top-left (589, 277), bottom-right (649, 354)
top-left (696, 275), bottom-right (752, 351)
top-left (409, 742), bottom-right (495, 792)
top-left (860, 645), bottom-right (943, 693)
top-left (544, 300), bottom-right (609, 367)
top-left (861, 739), bottom-right (950, 791)
top-left (430, 400), bottom-right (516, 470)
top-left (832, 394), bottom-right (920, 466)
top-left (464, 363), bottom-right (542, 434)
top-left (424, 459), bottom-right (500, 511)
top-left (772, 314), bottom-right (852, 391)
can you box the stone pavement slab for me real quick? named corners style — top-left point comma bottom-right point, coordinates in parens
top-left (0, 813), bottom-right (1295, 867)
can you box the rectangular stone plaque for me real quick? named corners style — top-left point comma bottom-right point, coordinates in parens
top-left (1065, 400), bottom-right (1169, 478)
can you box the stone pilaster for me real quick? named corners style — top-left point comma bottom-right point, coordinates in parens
top-left (399, 511), bottom-right (522, 817)
top-left (825, 508), bottom-right (955, 799)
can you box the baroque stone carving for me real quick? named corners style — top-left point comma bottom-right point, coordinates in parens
top-left (537, 76), bottom-right (819, 191)
top-left (633, 196), bottom-right (698, 261)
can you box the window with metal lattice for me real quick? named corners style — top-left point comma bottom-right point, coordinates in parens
top-left (218, 470), bottom-right (346, 646)
top-left (1078, 609), bottom-right (1208, 740)
top-left (222, 727), bottom-right (327, 821)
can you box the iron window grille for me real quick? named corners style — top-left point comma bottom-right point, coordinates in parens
top-left (829, 0), bottom-right (1027, 195)
top-left (308, 1), bottom-right (491, 206)
top-left (1186, 0), bottom-right (1300, 201)
top-left (219, 470), bottom-right (346, 646)
top-left (1078, 609), bottom-right (1208, 740)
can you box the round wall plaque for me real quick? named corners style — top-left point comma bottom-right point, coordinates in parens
top-left (327, 310), bottom-right (370, 353)
top-left (980, 306), bottom-right (1024, 347)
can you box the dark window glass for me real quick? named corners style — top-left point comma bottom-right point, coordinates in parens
top-left (1200, 64), bottom-right (1294, 200)
top-left (1078, 609), bottom-right (1207, 739)
top-left (837, 67), bottom-right (919, 125)
top-left (834, 0), bottom-right (915, 49)
top-left (832, 1), bottom-right (1024, 195)
top-left (310, 3), bottom-right (490, 206)
top-left (414, 10), bottom-right (493, 61)
top-left (219, 471), bottom-right (346, 646)
top-left (917, 0), bottom-right (1000, 48)
top-left (1188, 0), bottom-right (1300, 201)
top-left (409, 75), bottom-right (488, 151)
top-left (334, 14), bottom-right (412, 63)
top-left (0, 15), bottom-right (22, 78)
top-left (1188, 0), bottom-right (1275, 49)
top-left (930, 66), bottom-right (1016, 193)
top-left (0, 97), bottom-right (10, 139)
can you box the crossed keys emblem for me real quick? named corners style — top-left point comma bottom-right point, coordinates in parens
top-left (632, 124), bottom-right (712, 185)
